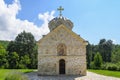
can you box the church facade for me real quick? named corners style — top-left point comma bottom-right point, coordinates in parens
top-left (37, 7), bottom-right (87, 75)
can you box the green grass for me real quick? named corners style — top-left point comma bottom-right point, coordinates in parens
top-left (88, 69), bottom-right (120, 78)
top-left (0, 69), bottom-right (35, 80)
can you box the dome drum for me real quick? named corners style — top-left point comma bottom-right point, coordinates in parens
top-left (48, 17), bottom-right (73, 31)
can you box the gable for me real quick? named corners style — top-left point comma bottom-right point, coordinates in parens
top-left (37, 24), bottom-right (87, 46)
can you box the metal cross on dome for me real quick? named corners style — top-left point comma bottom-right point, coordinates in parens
top-left (57, 6), bottom-right (64, 16)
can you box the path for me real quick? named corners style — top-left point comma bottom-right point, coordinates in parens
top-left (26, 71), bottom-right (120, 80)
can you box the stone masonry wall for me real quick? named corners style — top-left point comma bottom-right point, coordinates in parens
top-left (38, 25), bottom-right (87, 75)
top-left (38, 56), bottom-right (86, 75)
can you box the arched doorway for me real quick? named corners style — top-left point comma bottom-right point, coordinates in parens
top-left (59, 59), bottom-right (65, 74)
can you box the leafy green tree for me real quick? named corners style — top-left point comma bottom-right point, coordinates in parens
top-left (18, 55), bottom-right (30, 69)
top-left (86, 43), bottom-right (99, 68)
top-left (7, 41), bottom-right (16, 52)
top-left (98, 39), bottom-right (106, 62)
top-left (93, 52), bottom-right (103, 69)
top-left (14, 31), bottom-right (36, 57)
top-left (0, 45), bottom-right (8, 68)
top-left (28, 45), bottom-right (38, 69)
top-left (112, 45), bottom-right (120, 63)
top-left (7, 31), bottom-right (38, 69)
top-left (86, 43), bottom-right (93, 68)
top-left (14, 31), bottom-right (37, 68)
top-left (0, 40), bottom-right (9, 49)
top-left (8, 52), bottom-right (19, 69)
top-left (105, 40), bottom-right (113, 62)
top-left (98, 39), bottom-right (113, 62)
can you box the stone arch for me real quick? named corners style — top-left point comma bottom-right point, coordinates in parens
top-left (57, 43), bottom-right (67, 56)
top-left (59, 59), bottom-right (65, 74)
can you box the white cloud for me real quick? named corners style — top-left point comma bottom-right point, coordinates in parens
top-left (38, 11), bottom-right (55, 35)
top-left (0, 0), bottom-right (55, 41)
top-left (111, 39), bottom-right (117, 44)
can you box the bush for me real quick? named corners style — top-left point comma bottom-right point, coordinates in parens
top-left (90, 61), bottom-right (95, 69)
top-left (116, 62), bottom-right (120, 71)
top-left (90, 52), bottom-right (103, 69)
top-left (101, 63), bottom-right (107, 70)
top-left (5, 71), bottom-right (28, 80)
top-left (107, 64), bottom-right (118, 71)
top-left (18, 64), bottom-right (27, 69)
top-left (101, 63), bottom-right (120, 71)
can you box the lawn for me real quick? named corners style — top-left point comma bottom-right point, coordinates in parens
top-left (0, 69), bottom-right (35, 80)
top-left (88, 69), bottom-right (120, 78)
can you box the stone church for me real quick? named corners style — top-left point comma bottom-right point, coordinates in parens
top-left (38, 6), bottom-right (87, 76)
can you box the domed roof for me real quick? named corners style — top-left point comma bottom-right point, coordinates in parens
top-left (48, 16), bottom-right (74, 31)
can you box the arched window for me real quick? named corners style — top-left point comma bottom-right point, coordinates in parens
top-left (57, 43), bottom-right (66, 56)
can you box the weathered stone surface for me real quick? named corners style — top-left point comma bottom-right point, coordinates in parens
top-left (48, 16), bottom-right (73, 31)
top-left (38, 24), bottom-right (87, 75)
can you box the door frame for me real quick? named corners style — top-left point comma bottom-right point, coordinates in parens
top-left (59, 59), bottom-right (65, 74)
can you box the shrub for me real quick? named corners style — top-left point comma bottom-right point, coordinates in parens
top-left (116, 62), bottom-right (120, 71)
top-left (5, 71), bottom-right (28, 80)
top-left (90, 62), bottom-right (95, 69)
top-left (93, 52), bottom-right (103, 69)
top-left (101, 63), bottom-right (107, 70)
top-left (18, 64), bottom-right (27, 69)
top-left (90, 52), bottom-right (103, 69)
top-left (107, 64), bottom-right (118, 71)
top-left (101, 63), bottom-right (120, 71)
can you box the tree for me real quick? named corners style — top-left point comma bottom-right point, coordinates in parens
top-left (111, 45), bottom-right (120, 63)
top-left (7, 41), bottom-right (16, 52)
top-left (94, 52), bottom-right (103, 69)
top-left (0, 45), bottom-right (8, 68)
top-left (7, 31), bottom-right (38, 69)
top-left (98, 39), bottom-right (106, 62)
top-left (7, 52), bottom-right (19, 69)
top-left (18, 55), bottom-right (30, 69)
top-left (91, 52), bottom-right (103, 69)
top-left (86, 43), bottom-right (99, 68)
top-left (105, 40), bottom-right (113, 62)
top-left (14, 31), bottom-right (36, 57)
top-left (86, 43), bottom-right (93, 68)
top-left (98, 39), bottom-right (113, 62)
top-left (0, 40), bottom-right (9, 49)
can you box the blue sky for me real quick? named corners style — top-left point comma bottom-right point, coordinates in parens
top-left (1, 0), bottom-right (120, 44)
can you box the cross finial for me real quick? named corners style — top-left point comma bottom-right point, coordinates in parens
top-left (57, 6), bottom-right (64, 16)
